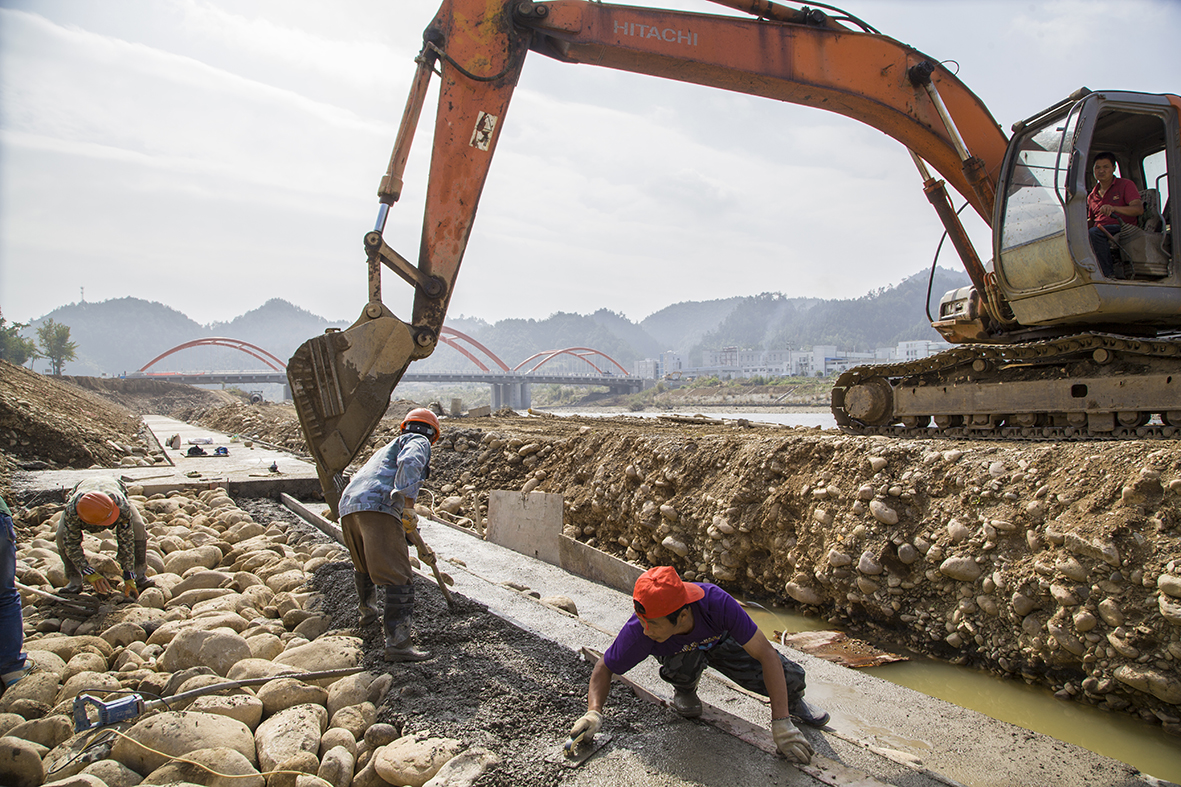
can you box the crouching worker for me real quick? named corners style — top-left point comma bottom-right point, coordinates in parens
top-left (569, 566), bottom-right (827, 765)
top-left (58, 477), bottom-right (151, 600)
top-left (338, 407), bottom-right (439, 662)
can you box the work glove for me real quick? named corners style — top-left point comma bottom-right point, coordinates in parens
top-left (84, 573), bottom-right (113, 596)
top-left (568, 709), bottom-right (602, 747)
top-left (121, 577), bottom-right (139, 601)
top-left (401, 507), bottom-right (419, 534)
top-left (772, 717), bottom-right (813, 764)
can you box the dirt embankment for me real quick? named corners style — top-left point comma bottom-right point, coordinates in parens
top-left (4, 368), bottom-right (1180, 734)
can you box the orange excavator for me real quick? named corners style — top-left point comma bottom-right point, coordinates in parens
top-left (288, 0), bottom-right (1180, 513)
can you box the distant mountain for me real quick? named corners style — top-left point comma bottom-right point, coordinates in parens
top-left (689, 268), bottom-right (970, 362)
top-left (640, 297), bottom-right (745, 353)
top-left (23, 298), bottom-right (348, 376)
top-left (20, 269), bottom-right (972, 377)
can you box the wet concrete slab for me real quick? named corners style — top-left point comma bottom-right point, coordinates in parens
top-left (9, 415), bottom-right (321, 505)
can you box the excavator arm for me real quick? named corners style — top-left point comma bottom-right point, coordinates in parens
top-left (289, 0), bottom-right (1012, 514)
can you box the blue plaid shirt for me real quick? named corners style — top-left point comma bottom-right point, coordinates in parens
top-left (338, 433), bottom-right (432, 518)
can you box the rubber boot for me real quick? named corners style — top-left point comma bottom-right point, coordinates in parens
top-left (382, 584), bottom-right (430, 662)
top-left (354, 571), bottom-right (380, 626)
top-left (671, 682), bottom-right (702, 718)
top-left (133, 540), bottom-right (155, 589)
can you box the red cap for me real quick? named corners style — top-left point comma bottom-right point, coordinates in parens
top-left (632, 566), bottom-right (704, 620)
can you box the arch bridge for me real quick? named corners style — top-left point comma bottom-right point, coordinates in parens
top-left (132, 330), bottom-right (645, 408)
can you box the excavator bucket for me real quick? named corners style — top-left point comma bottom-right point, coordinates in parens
top-left (287, 308), bottom-right (416, 516)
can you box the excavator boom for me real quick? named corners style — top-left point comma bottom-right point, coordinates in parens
top-left (289, 0), bottom-right (1179, 511)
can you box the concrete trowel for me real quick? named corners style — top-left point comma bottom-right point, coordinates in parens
top-left (550, 733), bottom-right (613, 768)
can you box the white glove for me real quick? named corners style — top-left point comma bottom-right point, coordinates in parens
top-left (772, 717), bottom-right (814, 764)
top-left (568, 709), bottom-right (602, 746)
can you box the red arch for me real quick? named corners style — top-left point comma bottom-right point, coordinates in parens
top-left (513, 347), bottom-right (630, 376)
top-left (438, 327), bottom-right (510, 372)
top-left (138, 338), bottom-right (286, 373)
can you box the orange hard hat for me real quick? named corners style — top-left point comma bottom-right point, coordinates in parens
top-left (401, 407), bottom-right (441, 444)
top-left (76, 491), bottom-right (120, 527)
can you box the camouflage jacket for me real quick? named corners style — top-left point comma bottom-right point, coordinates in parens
top-left (338, 433), bottom-right (432, 519)
top-left (61, 477), bottom-right (140, 577)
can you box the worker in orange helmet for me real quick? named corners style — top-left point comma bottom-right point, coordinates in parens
top-left (338, 407), bottom-right (440, 662)
top-left (58, 477), bottom-right (152, 599)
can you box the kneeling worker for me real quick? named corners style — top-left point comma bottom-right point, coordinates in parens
top-left (569, 566), bottom-right (827, 764)
top-left (59, 477), bottom-right (151, 599)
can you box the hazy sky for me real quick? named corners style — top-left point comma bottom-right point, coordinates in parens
top-left (2, 0), bottom-right (1178, 327)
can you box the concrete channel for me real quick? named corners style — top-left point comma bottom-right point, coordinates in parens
top-left (12, 416), bottom-right (1172, 787)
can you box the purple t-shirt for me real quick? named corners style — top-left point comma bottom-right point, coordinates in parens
top-left (603, 584), bottom-right (758, 675)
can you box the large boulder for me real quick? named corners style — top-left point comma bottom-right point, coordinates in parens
top-left (141, 746), bottom-right (263, 787)
top-left (0, 735), bottom-right (46, 787)
top-left (373, 734), bottom-right (464, 787)
top-left (111, 711), bottom-right (256, 774)
top-left (160, 628), bottom-right (252, 677)
top-left (254, 704), bottom-right (328, 772)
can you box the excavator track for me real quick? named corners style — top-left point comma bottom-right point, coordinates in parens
top-left (831, 333), bottom-right (1181, 441)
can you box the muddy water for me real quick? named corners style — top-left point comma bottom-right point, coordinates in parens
top-left (745, 605), bottom-right (1181, 785)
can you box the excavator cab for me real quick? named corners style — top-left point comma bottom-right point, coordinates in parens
top-left (990, 90), bottom-right (1180, 335)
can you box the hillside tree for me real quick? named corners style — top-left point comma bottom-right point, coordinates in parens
top-left (37, 318), bottom-right (78, 375)
top-left (0, 316), bottom-right (40, 366)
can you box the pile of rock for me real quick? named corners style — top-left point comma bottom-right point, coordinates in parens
top-left (1, 486), bottom-right (498, 787)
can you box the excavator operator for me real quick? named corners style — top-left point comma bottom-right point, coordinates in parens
top-left (1087, 151), bottom-right (1145, 278)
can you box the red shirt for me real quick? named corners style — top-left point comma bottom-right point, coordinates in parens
top-left (1087, 177), bottom-right (1140, 228)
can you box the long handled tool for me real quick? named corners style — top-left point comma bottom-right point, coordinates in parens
top-left (405, 527), bottom-right (456, 612)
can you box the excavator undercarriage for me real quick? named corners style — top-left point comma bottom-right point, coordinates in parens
top-left (833, 334), bottom-right (1181, 440)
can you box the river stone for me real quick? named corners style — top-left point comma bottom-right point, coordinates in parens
top-left (1158, 574), bottom-right (1181, 598)
top-left (255, 704), bottom-right (328, 772)
top-left (28, 635), bottom-right (114, 663)
top-left (857, 552), bottom-right (883, 575)
top-left (293, 615), bottom-right (332, 641)
top-left (1021, 613), bottom-right (1046, 636)
top-left (827, 550), bottom-right (851, 568)
top-left (868, 500), bottom-right (898, 525)
top-left (6, 714), bottom-right (73, 749)
top-left (41, 776), bottom-right (106, 787)
top-left (1160, 594), bottom-right (1181, 626)
top-left (25, 650), bottom-right (68, 680)
top-left (247, 633), bottom-right (285, 661)
top-left (373, 734), bottom-right (464, 787)
top-left (57, 671), bottom-right (123, 705)
top-left (147, 613), bottom-right (251, 647)
top-left (422, 746), bottom-right (500, 787)
top-left (63, 652), bottom-right (108, 682)
top-left (187, 693), bottom-right (264, 730)
top-left (266, 569), bottom-right (309, 594)
top-left (320, 727), bottom-right (357, 758)
top-left (171, 570), bottom-right (234, 597)
top-left (78, 758), bottom-right (143, 787)
top-left (976, 595), bottom-right (998, 616)
top-left (660, 536), bottom-right (690, 557)
top-left (947, 519), bottom-right (971, 543)
top-left (540, 595), bottom-right (578, 615)
top-left (325, 673), bottom-right (374, 718)
top-left (0, 735), bottom-right (46, 787)
top-left (169, 587), bottom-right (236, 608)
top-left (268, 752), bottom-right (321, 787)
top-left (164, 545), bottom-right (224, 576)
top-left (897, 543), bottom-right (919, 564)
top-left (364, 723), bottom-right (401, 749)
top-left (100, 622), bottom-right (147, 649)
top-left (1046, 619), bottom-right (1085, 656)
top-left (141, 746), bottom-right (263, 787)
top-left (1098, 598), bottom-right (1124, 627)
top-left (0, 712), bottom-right (24, 735)
top-left (1049, 584), bottom-right (1079, 606)
top-left (272, 637), bottom-right (363, 680)
top-left (868, 456), bottom-right (887, 472)
top-left (257, 678), bottom-right (329, 718)
top-left (1115, 664), bottom-right (1181, 704)
top-left (328, 702), bottom-right (376, 740)
top-left (317, 745), bottom-right (356, 787)
top-left (939, 557), bottom-right (982, 582)
top-left (161, 628), bottom-right (252, 677)
top-left (785, 581), bottom-right (823, 606)
top-left (111, 711), bottom-right (256, 774)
